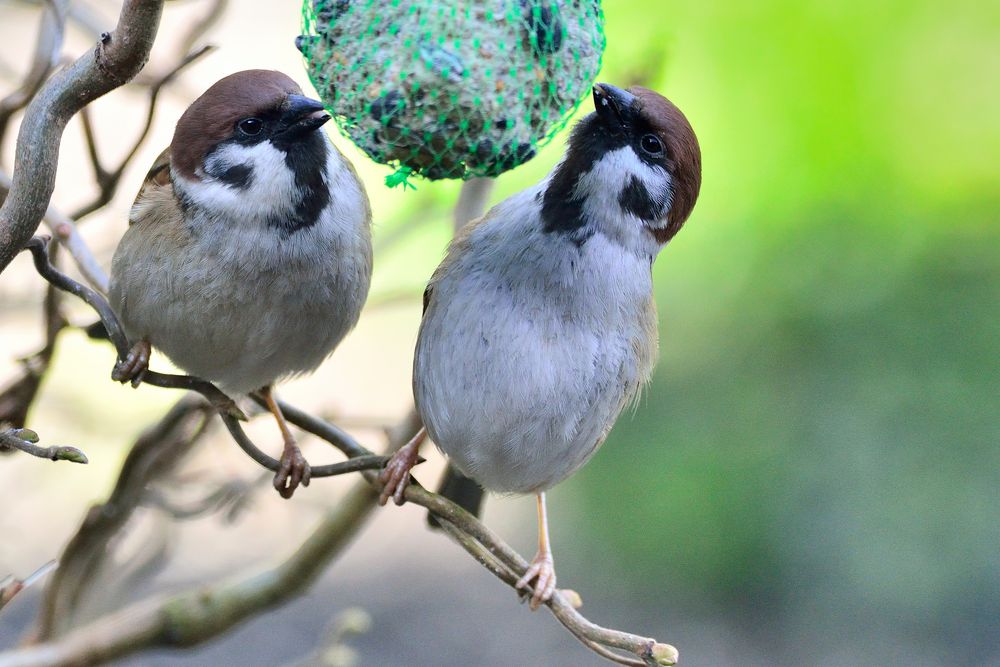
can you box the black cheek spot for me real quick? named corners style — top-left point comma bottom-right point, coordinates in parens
top-left (215, 164), bottom-right (254, 189)
top-left (618, 175), bottom-right (667, 222)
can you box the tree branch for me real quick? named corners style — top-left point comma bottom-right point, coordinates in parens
top-left (8, 230), bottom-right (679, 665)
top-left (19, 235), bottom-right (389, 483)
top-left (0, 0), bottom-right (69, 153)
top-left (0, 247), bottom-right (66, 433)
top-left (0, 171), bottom-right (109, 292)
top-left (33, 396), bottom-right (213, 640)
top-left (0, 427), bottom-right (87, 463)
top-left (71, 44), bottom-right (214, 221)
top-left (0, 561), bottom-right (58, 614)
top-left (0, 0), bottom-right (165, 273)
top-left (0, 480), bottom-right (380, 667)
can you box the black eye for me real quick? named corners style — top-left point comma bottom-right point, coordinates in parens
top-left (237, 118), bottom-right (263, 136)
top-left (640, 133), bottom-right (664, 156)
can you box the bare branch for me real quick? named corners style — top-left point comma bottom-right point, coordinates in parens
top-left (419, 493), bottom-right (677, 666)
top-left (0, 171), bottom-right (109, 292)
top-left (3, 461), bottom-right (677, 667)
top-left (143, 473), bottom-right (266, 523)
top-left (215, 397), bottom-right (678, 666)
top-left (218, 412), bottom-right (387, 477)
top-left (0, 561), bottom-right (58, 614)
top-left (34, 396), bottom-right (213, 639)
top-left (0, 277), bottom-right (64, 431)
top-left (0, 0), bottom-right (165, 274)
top-left (71, 44), bottom-right (215, 221)
top-left (19, 236), bottom-right (390, 483)
top-left (0, 0), bottom-right (69, 153)
top-left (1, 480), bottom-right (380, 667)
top-left (0, 428), bottom-right (87, 463)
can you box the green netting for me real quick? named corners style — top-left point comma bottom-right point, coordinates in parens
top-left (298, 0), bottom-right (605, 183)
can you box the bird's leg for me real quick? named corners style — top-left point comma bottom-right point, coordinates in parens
top-left (516, 492), bottom-right (557, 610)
top-left (378, 427), bottom-right (427, 506)
top-left (258, 385), bottom-right (311, 498)
top-left (111, 339), bottom-right (151, 388)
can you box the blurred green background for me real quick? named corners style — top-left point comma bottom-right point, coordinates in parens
top-left (1, 1), bottom-right (998, 665)
top-left (563, 1), bottom-right (1000, 664)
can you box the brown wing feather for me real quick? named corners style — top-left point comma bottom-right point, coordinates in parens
top-left (421, 208), bottom-right (499, 316)
top-left (129, 148), bottom-right (178, 227)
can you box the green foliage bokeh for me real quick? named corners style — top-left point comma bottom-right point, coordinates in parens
top-left (364, 0), bottom-right (998, 662)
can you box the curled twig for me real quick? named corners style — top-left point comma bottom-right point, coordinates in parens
top-left (0, 0), bottom-right (69, 152)
top-left (72, 44), bottom-right (215, 221)
top-left (19, 235), bottom-right (390, 483)
top-left (143, 473), bottom-right (267, 523)
top-left (34, 396), bottom-right (213, 639)
top-left (0, 0), bottom-right (166, 273)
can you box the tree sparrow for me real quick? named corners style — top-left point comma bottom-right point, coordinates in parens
top-left (380, 83), bottom-right (701, 608)
top-left (109, 70), bottom-right (372, 497)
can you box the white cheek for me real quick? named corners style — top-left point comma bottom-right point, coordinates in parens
top-left (175, 142), bottom-right (300, 228)
top-left (574, 146), bottom-right (671, 254)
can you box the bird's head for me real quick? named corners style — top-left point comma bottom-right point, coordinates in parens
top-left (169, 70), bottom-right (333, 231)
top-left (543, 83), bottom-right (701, 254)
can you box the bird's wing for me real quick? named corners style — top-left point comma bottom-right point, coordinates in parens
top-left (421, 206), bottom-right (501, 315)
top-left (128, 147), bottom-right (175, 226)
top-left (422, 284), bottom-right (433, 315)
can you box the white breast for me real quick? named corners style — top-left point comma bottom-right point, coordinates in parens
top-left (414, 187), bottom-right (658, 493)
top-left (111, 145), bottom-right (372, 395)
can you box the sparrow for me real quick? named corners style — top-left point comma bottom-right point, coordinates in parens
top-left (379, 83), bottom-right (701, 608)
top-left (108, 70), bottom-right (372, 498)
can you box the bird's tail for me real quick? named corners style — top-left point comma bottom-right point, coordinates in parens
top-left (427, 465), bottom-right (485, 529)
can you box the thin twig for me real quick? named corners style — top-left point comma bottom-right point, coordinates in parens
top-left (0, 171), bottom-right (108, 292)
top-left (0, 240), bottom-right (66, 431)
top-left (33, 396), bottom-right (212, 640)
top-left (1, 481), bottom-right (381, 667)
top-left (0, 428), bottom-right (87, 463)
top-left (219, 411), bottom-right (387, 477)
top-left (403, 486), bottom-right (678, 666)
top-left (143, 473), bottom-right (267, 522)
top-left (0, 561), bottom-right (58, 613)
top-left (19, 235), bottom-right (390, 483)
top-left (0, 0), bottom-right (166, 273)
top-left (0, 0), bottom-right (69, 154)
top-left (71, 44), bottom-right (214, 221)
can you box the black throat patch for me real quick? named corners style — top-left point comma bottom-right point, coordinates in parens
top-left (266, 132), bottom-right (331, 236)
top-left (541, 113), bottom-right (627, 245)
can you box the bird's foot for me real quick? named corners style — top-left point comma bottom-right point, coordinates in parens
top-left (516, 550), bottom-right (557, 610)
top-left (378, 434), bottom-right (424, 506)
top-left (273, 441), bottom-right (311, 499)
top-left (111, 340), bottom-right (151, 388)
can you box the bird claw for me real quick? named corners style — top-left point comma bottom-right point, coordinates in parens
top-left (516, 551), bottom-right (557, 610)
top-left (273, 444), bottom-right (311, 499)
top-left (111, 340), bottom-right (151, 387)
top-left (378, 444), bottom-right (421, 506)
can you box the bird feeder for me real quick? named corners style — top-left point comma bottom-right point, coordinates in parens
top-left (298, 0), bottom-right (605, 184)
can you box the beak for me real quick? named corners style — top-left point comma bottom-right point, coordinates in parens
top-left (278, 94), bottom-right (330, 138)
top-left (593, 83), bottom-right (636, 130)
